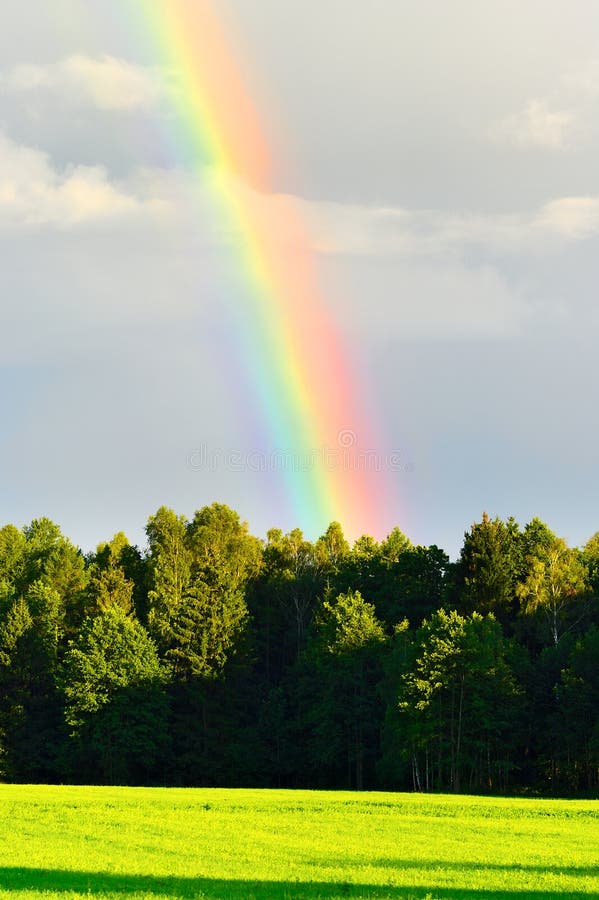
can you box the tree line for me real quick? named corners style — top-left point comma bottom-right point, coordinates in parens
top-left (1, 505), bottom-right (598, 795)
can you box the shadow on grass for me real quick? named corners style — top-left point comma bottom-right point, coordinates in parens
top-left (359, 859), bottom-right (599, 878)
top-left (0, 867), bottom-right (594, 900)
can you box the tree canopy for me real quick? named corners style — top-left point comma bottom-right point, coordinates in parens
top-left (0, 506), bottom-right (597, 794)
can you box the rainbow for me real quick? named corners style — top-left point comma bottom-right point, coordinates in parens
top-left (136, 0), bottom-right (397, 539)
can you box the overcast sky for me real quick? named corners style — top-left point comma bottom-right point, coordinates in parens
top-left (1, 0), bottom-right (599, 557)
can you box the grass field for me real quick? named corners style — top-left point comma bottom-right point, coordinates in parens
top-left (0, 786), bottom-right (597, 899)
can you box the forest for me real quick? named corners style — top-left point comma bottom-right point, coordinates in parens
top-left (0, 504), bottom-right (598, 796)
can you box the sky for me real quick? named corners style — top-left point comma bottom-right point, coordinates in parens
top-left (1, 0), bottom-right (599, 558)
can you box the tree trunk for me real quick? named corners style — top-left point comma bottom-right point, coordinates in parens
top-left (454, 674), bottom-right (465, 793)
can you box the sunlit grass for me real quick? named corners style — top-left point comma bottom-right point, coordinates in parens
top-left (0, 785), bottom-right (597, 899)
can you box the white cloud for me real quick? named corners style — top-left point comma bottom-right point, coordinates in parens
top-left (5, 136), bottom-right (592, 258)
top-left (490, 99), bottom-right (574, 149)
top-left (537, 196), bottom-right (599, 239)
top-left (285, 191), bottom-right (599, 260)
top-left (0, 132), bottom-right (167, 227)
top-left (0, 55), bottom-right (167, 110)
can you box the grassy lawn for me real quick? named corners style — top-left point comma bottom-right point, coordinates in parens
top-left (0, 785), bottom-right (597, 899)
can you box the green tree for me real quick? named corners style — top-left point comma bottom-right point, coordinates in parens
top-left (145, 507), bottom-right (193, 652)
top-left (456, 513), bottom-right (522, 622)
top-left (341, 529), bottom-right (419, 629)
top-left (398, 609), bottom-right (520, 792)
top-left (187, 502), bottom-right (262, 594)
top-left (520, 518), bottom-right (557, 561)
top-left (259, 527), bottom-right (323, 659)
top-left (380, 544), bottom-right (449, 628)
top-left (0, 525), bottom-right (26, 601)
top-left (380, 527), bottom-right (412, 565)
top-left (146, 504), bottom-right (262, 784)
top-left (581, 533), bottom-right (599, 627)
top-left (86, 566), bottom-right (134, 617)
top-left (167, 503), bottom-right (261, 679)
top-left (345, 535), bottom-right (380, 596)
top-left (94, 533), bottom-right (148, 621)
top-left (63, 607), bottom-right (167, 784)
top-left (0, 595), bottom-right (61, 780)
top-left (166, 581), bottom-right (249, 680)
top-left (0, 597), bottom-right (34, 777)
top-left (315, 521), bottom-right (350, 573)
top-left (517, 536), bottom-right (588, 645)
top-left (554, 626), bottom-right (599, 791)
top-left (85, 534), bottom-right (138, 618)
top-left (26, 581), bottom-right (64, 661)
top-left (22, 518), bottom-right (87, 633)
top-left (299, 590), bottom-right (387, 790)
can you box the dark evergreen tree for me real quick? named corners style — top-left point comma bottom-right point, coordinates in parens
top-left (455, 513), bottom-right (522, 624)
top-left (0, 595), bottom-right (62, 781)
top-left (295, 590), bottom-right (387, 790)
top-left (554, 626), bottom-right (599, 791)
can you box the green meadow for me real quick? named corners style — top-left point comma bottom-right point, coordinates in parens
top-left (0, 786), bottom-right (598, 900)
